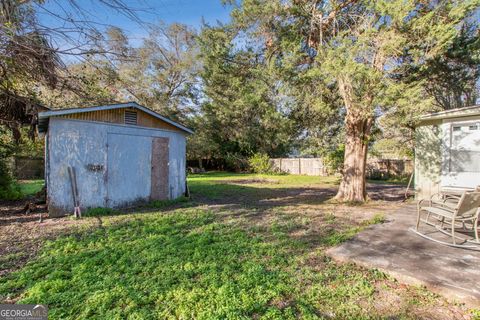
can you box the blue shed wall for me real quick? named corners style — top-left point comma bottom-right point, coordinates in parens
top-left (46, 118), bottom-right (186, 216)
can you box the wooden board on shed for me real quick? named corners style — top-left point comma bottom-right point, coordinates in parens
top-left (151, 137), bottom-right (170, 200)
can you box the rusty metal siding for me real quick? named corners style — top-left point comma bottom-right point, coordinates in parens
top-left (53, 107), bottom-right (183, 132)
top-left (46, 117), bottom-right (186, 216)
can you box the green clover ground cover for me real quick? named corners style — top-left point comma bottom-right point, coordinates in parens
top-left (0, 208), bottom-right (440, 319)
top-left (0, 173), bottom-right (470, 319)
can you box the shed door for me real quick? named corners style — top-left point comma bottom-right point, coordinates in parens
top-left (151, 137), bottom-right (170, 200)
top-left (106, 133), bottom-right (152, 207)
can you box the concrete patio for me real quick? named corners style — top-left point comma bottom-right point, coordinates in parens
top-left (327, 203), bottom-right (480, 307)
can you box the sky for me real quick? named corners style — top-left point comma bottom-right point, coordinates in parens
top-left (36, 0), bottom-right (233, 49)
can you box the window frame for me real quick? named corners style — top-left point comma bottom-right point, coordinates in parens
top-left (449, 121), bottom-right (480, 173)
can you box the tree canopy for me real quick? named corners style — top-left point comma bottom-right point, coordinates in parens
top-left (219, 0), bottom-right (479, 200)
top-left (1, 0), bottom-right (479, 201)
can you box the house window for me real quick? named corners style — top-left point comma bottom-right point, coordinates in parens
top-left (124, 110), bottom-right (137, 125)
top-left (450, 123), bottom-right (480, 173)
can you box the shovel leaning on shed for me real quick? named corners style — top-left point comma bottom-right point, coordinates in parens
top-left (68, 166), bottom-right (82, 218)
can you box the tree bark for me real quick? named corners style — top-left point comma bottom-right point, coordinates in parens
top-left (335, 76), bottom-right (373, 202)
top-left (335, 114), bottom-right (372, 202)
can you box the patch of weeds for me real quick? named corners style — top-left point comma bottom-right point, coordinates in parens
top-left (368, 213), bottom-right (386, 224)
top-left (0, 252), bottom-right (27, 271)
top-left (471, 308), bottom-right (480, 320)
top-left (321, 226), bottom-right (363, 246)
top-left (321, 213), bottom-right (385, 246)
top-left (404, 285), bottom-right (443, 306)
top-left (0, 210), bottom-right (301, 319)
top-left (368, 268), bottom-right (389, 281)
top-left (146, 196), bottom-right (190, 209)
top-left (83, 207), bottom-right (119, 217)
top-left (324, 212), bottom-right (336, 223)
top-left (0, 182), bottom-right (22, 200)
top-left (1, 172), bottom-right (465, 318)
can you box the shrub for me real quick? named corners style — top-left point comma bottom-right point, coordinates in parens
top-left (323, 145), bottom-right (345, 174)
top-left (0, 158), bottom-right (22, 200)
top-left (224, 153), bottom-right (249, 172)
top-left (248, 153), bottom-right (272, 174)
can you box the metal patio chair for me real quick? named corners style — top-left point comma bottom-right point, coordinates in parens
top-left (412, 191), bottom-right (480, 250)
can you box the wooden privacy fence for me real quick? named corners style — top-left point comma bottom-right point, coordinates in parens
top-left (366, 158), bottom-right (413, 179)
top-left (270, 158), bottom-right (328, 176)
top-left (271, 157), bottom-right (413, 178)
top-left (13, 157), bottom-right (44, 179)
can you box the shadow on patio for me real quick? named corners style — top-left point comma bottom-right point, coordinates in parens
top-left (327, 204), bottom-right (480, 307)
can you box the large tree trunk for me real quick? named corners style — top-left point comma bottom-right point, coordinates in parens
top-left (335, 115), bottom-right (373, 202)
top-left (335, 77), bottom-right (373, 202)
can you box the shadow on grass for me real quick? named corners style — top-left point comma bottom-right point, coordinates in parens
top-left (0, 175), bottom-right (459, 319)
top-left (0, 209), bottom-right (403, 319)
top-left (188, 178), bottom-right (407, 210)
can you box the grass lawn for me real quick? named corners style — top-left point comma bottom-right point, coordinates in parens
top-left (17, 179), bottom-right (44, 197)
top-left (0, 172), bottom-right (476, 319)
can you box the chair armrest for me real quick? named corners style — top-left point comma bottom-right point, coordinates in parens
top-left (417, 193), bottom-right (442, 207)
top-left (417, 198), bottom-right (432, 211)
top-left (429, 192), bottom-right (443, 201)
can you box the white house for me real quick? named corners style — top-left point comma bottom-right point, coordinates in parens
top-left (415, 105), bottom-right (480, 199)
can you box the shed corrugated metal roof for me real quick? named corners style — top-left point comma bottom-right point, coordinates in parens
top-left (37, 102), bottom-right (193, 134)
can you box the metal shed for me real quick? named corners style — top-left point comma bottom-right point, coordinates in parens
top-left (415, 105), bottom-right (480, 199)
top-left (38, 102), bottom-right (193, 217)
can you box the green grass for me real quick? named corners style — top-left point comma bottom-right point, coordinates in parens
top-left (187, 172), bottom-right (339, 201)
top-left (0, 209), bottom-right (396, 319)
top-left (18, 179), bottom-right (44, 197)
top-left (320, 213), bottom-right (385, 246)
top-left (0, 173), bottom-right (464, 319)
top-left (146, 196), bottom-right (190, 209)
top-left (83, 207), bottom-right (120, 217)
top-left (188, 171), bottom-right (339, 186)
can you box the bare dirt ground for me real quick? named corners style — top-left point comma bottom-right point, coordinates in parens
top-left (0, 200), bottom-right (96, 277)
top-left (0, 182), bottom-right (404, 278)
top-left (1, 176), bottom-right (477, 318)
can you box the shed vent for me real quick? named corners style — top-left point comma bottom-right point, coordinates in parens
top-left (124, 110), bottom-right (137, 125)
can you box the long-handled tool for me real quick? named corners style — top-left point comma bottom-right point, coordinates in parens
top-left (68, 166), bottom-right (82, 218)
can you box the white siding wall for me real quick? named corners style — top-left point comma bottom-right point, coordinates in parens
top-left (415, 115), bottom-right (480, 199)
